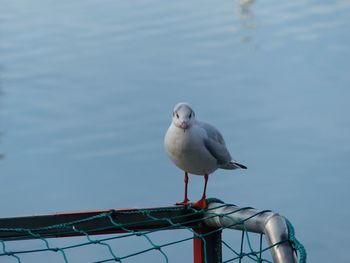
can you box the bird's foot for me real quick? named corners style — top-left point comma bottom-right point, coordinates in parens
top-left (191, 198), bottom-right (207, 209)
top-left (176, 198), bottom-right (190, 206)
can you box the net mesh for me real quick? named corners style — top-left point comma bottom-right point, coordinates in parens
top-left (0, 202), bottom-right (306, 263)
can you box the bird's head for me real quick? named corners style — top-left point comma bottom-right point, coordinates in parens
top-left (172, 102), bottom-right (196, 131)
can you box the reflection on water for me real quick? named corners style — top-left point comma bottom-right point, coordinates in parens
top-left (0, 68), bottom-right (4, 160)
top-left (0, 0), bottom-right (350, 262)
top-left (239, 0), bottom-right (255, 27)
top-left (237, 0), bottom-right (258, 48)
top-left (0, 134), bottom-right (4, 159)
top-left (238, 0), bottom-right (256, 39)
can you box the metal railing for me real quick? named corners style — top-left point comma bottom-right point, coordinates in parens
top-left (0, 198), bottom-right (303, 262)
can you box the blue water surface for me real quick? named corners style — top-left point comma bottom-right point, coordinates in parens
top-left (1, 0), bottom-right (350, 262)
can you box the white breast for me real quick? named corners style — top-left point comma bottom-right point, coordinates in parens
top-left (164, 123), bottom-right (218, 175)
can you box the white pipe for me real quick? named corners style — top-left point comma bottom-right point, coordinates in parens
top-left (204, 201), bottom-right (298, 263)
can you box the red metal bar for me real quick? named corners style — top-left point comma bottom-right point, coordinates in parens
top-left (193, 227), bottom-right (222, 263)
top-left (193, 228), bottom-right (204, 263)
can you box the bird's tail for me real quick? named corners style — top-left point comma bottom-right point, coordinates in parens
top-left (220, 161), bottom-right (247, 170)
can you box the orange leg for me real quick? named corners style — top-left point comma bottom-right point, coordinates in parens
top-left (192, 174), bottom-right (208, 209)
top-left (176, 172), bottom-right (190, 205)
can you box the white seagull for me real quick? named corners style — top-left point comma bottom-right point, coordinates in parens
top-left (164, 102), bottom-right (247, 208)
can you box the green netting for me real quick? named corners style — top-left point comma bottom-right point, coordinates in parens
top-left (0, 202), bottom-right (306, 263)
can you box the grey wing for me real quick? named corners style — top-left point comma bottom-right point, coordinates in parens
top-left (200, 122), bottom-right (232, 165)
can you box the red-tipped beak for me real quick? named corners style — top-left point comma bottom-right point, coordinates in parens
top-left (180, 122), bottom-right (188, 129)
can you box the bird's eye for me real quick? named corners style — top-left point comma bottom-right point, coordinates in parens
top-left (176, 113), bottom-right (179, 118)
top-left (189, 113), bottom-right (192, 118)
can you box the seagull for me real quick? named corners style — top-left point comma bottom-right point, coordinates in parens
top-left (164, 102), bottom-right (247, 209)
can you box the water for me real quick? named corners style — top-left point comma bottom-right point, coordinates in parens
top-left (1, 0), bottom-right (350, 262)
